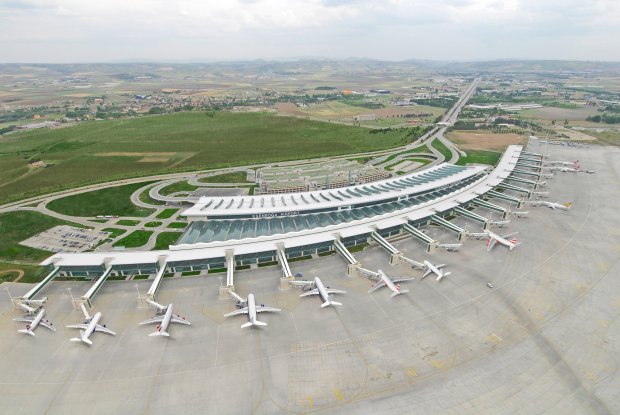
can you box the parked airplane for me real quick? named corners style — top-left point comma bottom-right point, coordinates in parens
top-left (225, 292), bottom-right (280, 328)
top-left (13, 308), bottom-right (56, 336)
top-left (546, 159), bottom-right (579, 167)
top-left (140, 302), bottom-right (190, 337)
top-left (529, 201), bottom-right (572, 210)
top-left (485, 230), bottom-right (519, 251)
top-left (291, 277), bottom-right (346, 307)
top-left (66, 306), bottom-right (115, 346)
top-left (419, 260), bottom-right (451, 282)
top-left (489, 220), bottom-right (511, 228)
top-left (368, 269), bottom-right (415, 297)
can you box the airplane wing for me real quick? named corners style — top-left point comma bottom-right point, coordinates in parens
top-left (421, 269), bottom-right (432, 279)
top-left (368, 280), bottom-right (386, 293)
top-left (224, 307), bottom-right (249, 317)
top-left (392, 277), bottom-right (416, 284)
top-left (171, 315), bottom-right (191, 325)
top-left (39, 320), bottom-right (56, 331)
top-left (255, 306), bottom-right (281, 313)
top-left (435, 264), bottom-right (446, 269)
top-left (486, 238), bottom-right (498, 252)
top-left (501, 231), bottom-right (519, 239)
top-left (95, 325), bottom-right (116, 335)
top-left (66, 324), bottom-right (89, 330)
top-left (299, 288), bottom-right (320, 297)
top-left (139, 316), bottom-right (165, 325)
top-left (325, 289), bottom-right (346, 295)
top-left (13, 317), bottom-right (35, 323)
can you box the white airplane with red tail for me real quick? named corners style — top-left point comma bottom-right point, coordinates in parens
top-left (368, 269), bottom-right (415, 297)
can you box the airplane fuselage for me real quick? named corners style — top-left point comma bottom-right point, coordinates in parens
top-left (84, 312), bottom-right (102, 340)
top-left (157, 304), bottom-right (174, 334)
top-left (378, 270), bottom-right (399, 294)
top-left (486, 230), bottom-right (516, 250)
top-left (315, 277), bottom-right (329, 302)
top-left (424, 260), bottom-right (441, 278)
top-left (247, 294), bottom-right (258, 324)
top-left (28, 309), bottom-right (45, 331)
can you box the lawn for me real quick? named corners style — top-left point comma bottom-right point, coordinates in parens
top-left (47, 182), bottom-right (155, 217)
top-left (153, 231), bottom-right (182, 250)
top-left (156, 208), bottom-right (179, 219)
top-left (430, 138), bottom-right (453, 161)
top-left (167, 222), bottom-right (188, 229)
top-left (144, 221), bottom-right (163, 228)
top-left (456, 149), bottom-right (502, 166)
top-left (116, 219), bottom-right (141, 226)
top-left (0, 211), bottom-right (84, 262)
top-left (102, 227), bottom-right (127, 239)
top-left (113, 230), bottom-right (153, 248)
top-left (0, 112), bottom-right (417, 203)
top-left (159, 181), bottom-right (199, 196)
top-left (197, 171), bottom-right (249, 183)
top-left (0, 261), bottom-right (50, 284)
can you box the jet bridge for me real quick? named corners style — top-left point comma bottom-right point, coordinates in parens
top-left (146, 256), bottom-right (169, 301)
top-left (334, 239), bottom-right (375, 278)
top-left (512, 168), bottom-right (541, 179)
top-left (370, 231), bottom-right (419, 265)
top-left (430, 215), bottom-right (467, 241)
top-left (10, 266), bottom-right (60, 312)
top-left (505, 175), bottom-right (540, 189)
top-left (452, 206), bottom-right (489, 230)
top-left (521, 151), bottom-right (544, 158)
top-left (487, 190), bottom-right (523, 207)
top-left (518, 157), bottom-right (543, 164)
top-left (516, 162), bottom-right (542, 171)
top-left (276, 246), bottom-right (294, 289)
top-left (73, 266), bottom-right (112, 309)
top-left (403, 223), bottom-right (436, 253)
top-left (496, 182), bottom-right (531, 197)
top-left (472, 198), bottom-right (508, 218)
top-left (219, 250), bottom-right (236, 298)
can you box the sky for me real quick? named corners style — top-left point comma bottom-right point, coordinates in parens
top-left (1, 0), bottom-right (619, 63)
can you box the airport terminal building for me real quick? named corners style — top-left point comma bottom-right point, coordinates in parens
top-left (41, 145), bottom-right (537, 278)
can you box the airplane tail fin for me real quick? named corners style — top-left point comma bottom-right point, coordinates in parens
top-left (391, 290), bottom-right (408, 298)
top-left (18, 329), bottom-right (35, 336)
top-left (564, 202), bottom-right (573, 209)
top-left (241, 320), bottom-right (267, 328)
top-left (322, 300), bottom-right (342, 307)
top-left (149, 330), bottom-right (170, 337)
top-left (437, 272), bottom-right (452, 282)
top-left (253, 320), bottom-right (267, 327)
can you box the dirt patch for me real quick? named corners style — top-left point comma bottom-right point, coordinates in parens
top-left (447, 131), bottom-right (525, 151)
top-left (0, 269), bottom-right (25, 283)
top-left (275, 103), bottom-right (308, 117)
top-left (138, 157), bottom-right (170, 163)
top-left (520, 106), bottom-right (598, 121)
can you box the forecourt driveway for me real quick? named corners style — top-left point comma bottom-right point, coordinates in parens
top-left (1, 142), bottom-right (619, 414)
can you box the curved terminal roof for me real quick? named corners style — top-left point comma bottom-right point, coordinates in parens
top-left (41, 145), bottom-right (524, 269)
top-left (184, 164), bottom-right (486, 219)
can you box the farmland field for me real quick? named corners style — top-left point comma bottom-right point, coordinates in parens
top-left (0, 112), bottom-right (416, 203)
top-left (447, 130), bottom-right (525, 151)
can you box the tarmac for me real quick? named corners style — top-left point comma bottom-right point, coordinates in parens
top-left (1, 142), bottom-right (619, 414)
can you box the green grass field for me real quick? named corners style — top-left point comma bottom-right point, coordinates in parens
top-left (156, 208), bottom-right (178, 219)
top-left (167, 222), bottom-right (188, 229)
top-left (102, 227), bottom-right (126, 239)
top-left (197, 171), bottom-right (249, 183)
top-left (144, 221), bottom-right (163, 228)
top-left (456, 150), bottom-right (502, 166)
top-left (0, 211), bottom-right (84, 262)
top-left (113, 230), bottom-right (153, 248)
top-left (47, 182), bottom-right (155, 217)
top-left (116, 219), bottom-right (141, 226)
top-left (0, 112), bottom-right (416, 203)
top-left (153, 231), bottom-right (182, 250)
top-left (430, 138), bottom-right (453, 161)
top-left (159, 181), bottom-right (198, 196)
top-left (0, 261), bottom-right (49, 284)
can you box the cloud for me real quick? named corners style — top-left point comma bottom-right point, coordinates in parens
top-left (0, 0), bottom-right (618, 61)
